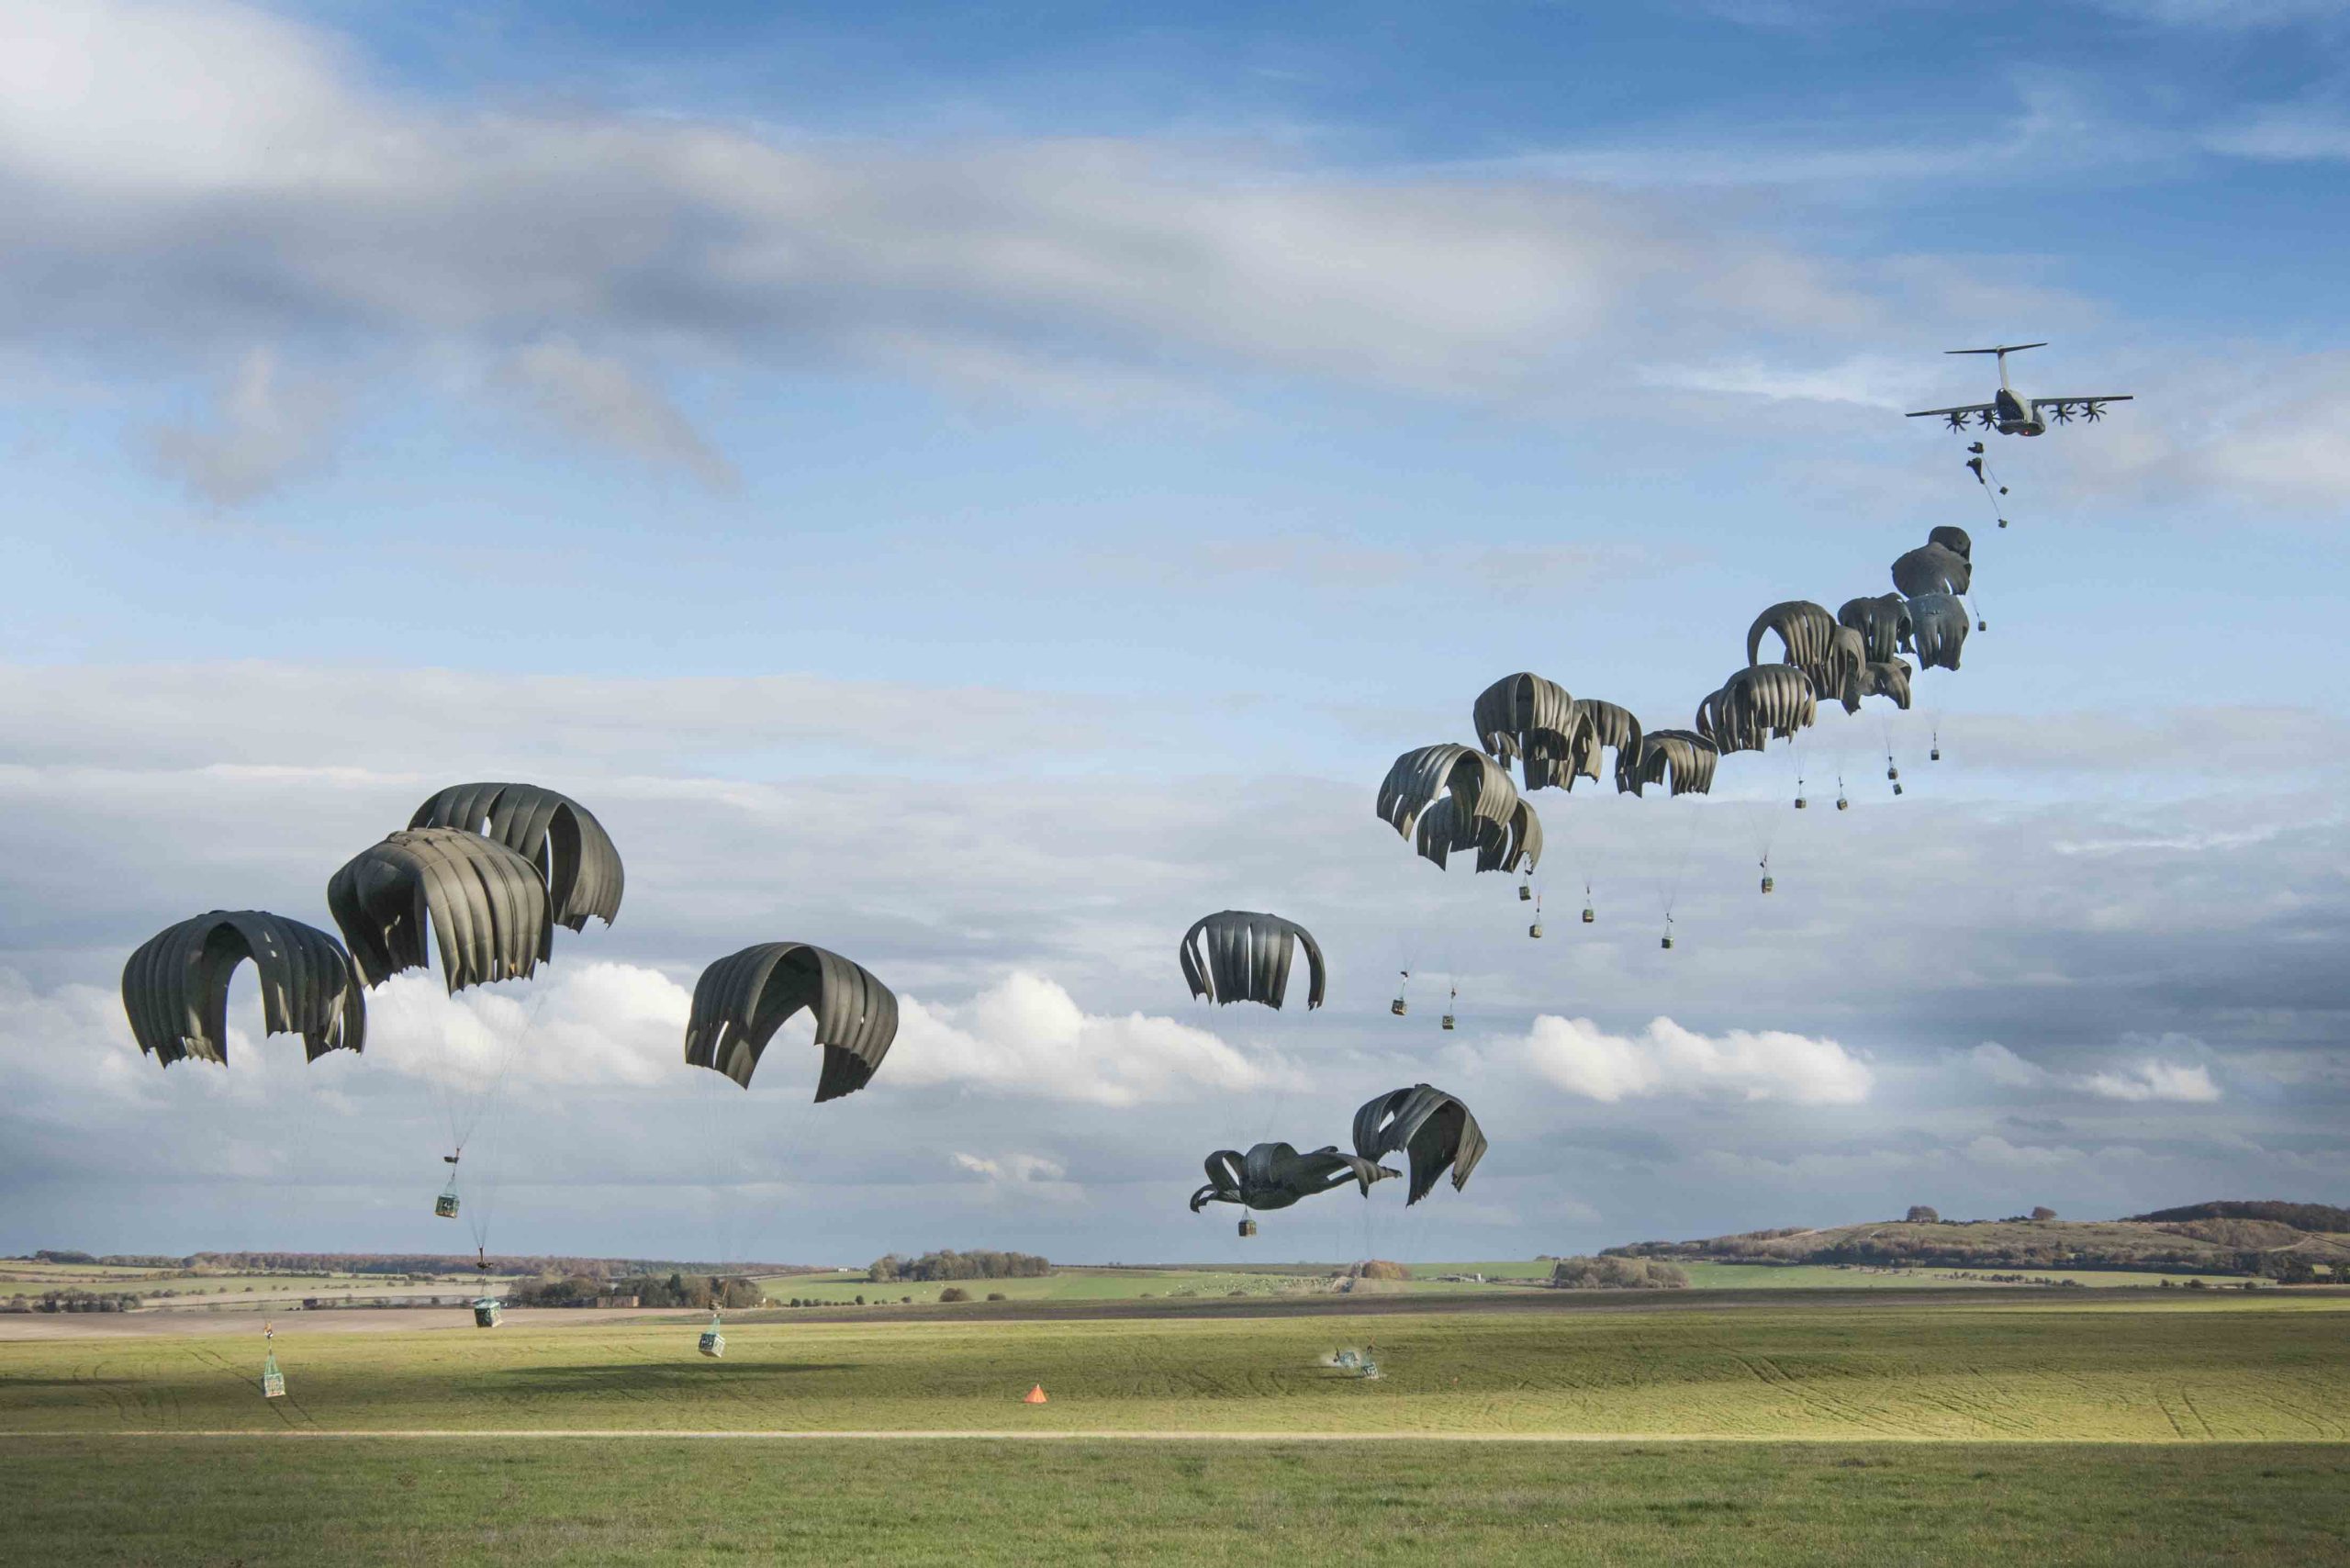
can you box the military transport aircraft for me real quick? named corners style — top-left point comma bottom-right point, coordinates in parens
top-left (1907, 343), bottom-right (2132, 437)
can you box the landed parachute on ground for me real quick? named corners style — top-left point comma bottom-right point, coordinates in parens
top-left (1190, 1143), bottom-right (1393, 1226)
top-left (121, 910), bottom-right (365, 1067)
top-left (1351, 1084), bottom-right (1487, 1205)
top-left (684, 942), bottom-right (899, 1102)
top-left (328, 829), bottom-right (554, 993)
top-left (408, 782), bottom-right (623, 933)
top-left (1179, 911), bottom-right (1326, 1010)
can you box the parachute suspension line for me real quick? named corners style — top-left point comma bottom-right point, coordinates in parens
top-left (1654, 795), bottom-right (1704, 949)
top-left (1790, 730), bottom-right (1809, 810)
top-left (1964, 442), bottom-right (2013, 529)
top-left (457, 985), bottom-right (553, 1261)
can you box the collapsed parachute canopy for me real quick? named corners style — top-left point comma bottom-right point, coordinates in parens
top-left (1892, 543), bottom-right (1972, 599)
top-left (1352, 1084), bottom-right (1487, 1205)
top-left (684, 942), bottom-right (899, 1102)
top-left (121, 911), bottom-right (365, 1067)
top-left (1618, 729), bottom-right (1719, 798)
top-left (408, 782), bottom-right (623, 933)
top-left (1472, 673), bottom-right (1581, 790)
top-left (1907, 593), bottom-right (1970, 672)
top-left (1928, 525), bottom-right (1973, 560)
top-left (1190, 1143), bottom-right (1393, 1214)
top-left (328, 829), bottom-right (554, 993)
top-left (1179, 911), bottom-right (1326, 1011)
top-left (1376, 745), bottom-right (1539, 874)
top-left (1839, 595), bottom-right (1913, 665)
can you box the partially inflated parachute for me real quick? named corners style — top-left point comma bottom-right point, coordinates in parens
top-left (1351, 1084), bottom-right (1487, 1204)
top-left (122, 911), bottom-right (365, 1067)
top-left (684, 942), bottom-right (899, 1102)
top-left (1179, 911), bottom-right (1326, 1010)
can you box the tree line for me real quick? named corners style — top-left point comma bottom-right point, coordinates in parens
top-left (867, 1250), bottom-right (1049, 1282)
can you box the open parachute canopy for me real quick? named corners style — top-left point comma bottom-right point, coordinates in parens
top-left (1907, 593), bottom-right (1970, 671)
top-left (1376, 744), bottom-right (1541, 874)
top-left (1179, 910), bottom-right (1326, 1011)
top-left (1928, 524), bottom-right (1973, 560)
top-left (1190, 1143), bottom-right (1393, 1214)
top-left (121, 910), bottom-right (365, 1067)
top-left (1857, 658), bottom-right (1914, 710)
top-left (1617, 728), bottom-right (1718, 797)
top-left (684, 942), bottom-right (899, 1102)
top-left (328, 829), bottom-right (554, 993)
top-left (1697, 665), bottom-right (1818, 756)
top-left (1472, 672), bottom-right (1580, 790)
top-left (1892, 542), bottom-right (1972, 599)
top-left (1839, 594), bottom-right (1912, 664)
top-left (408, 782), bottom-right (623, 933)
top-left (1351, 1084), bottom-right (1487, 1205)
top-left (1565, 698), bottom-right (1642, 790)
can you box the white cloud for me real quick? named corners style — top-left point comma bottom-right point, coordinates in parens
top-left (364, 963), bottom-right (691, 1092)
top-left (148, 346), bottom-right (341, 503)
top-left (889, 971), bottom-right (1295, 1106)
top-left (949, 1150), bottom-right (1067, 1183)
top-left (2083, 1060), bottom-right (2222, 1103)
top-left (1964, 1042), bottom-right (2049, 1088)
top-left (501, 336), bottom-right (735, 488)
top-left (0, 0), bottom-right (2007, 469)
top-left (1958, 1042), bottom-right (2222, 1104)
top-left (1510, 1014), bottom-right (1874, 1104)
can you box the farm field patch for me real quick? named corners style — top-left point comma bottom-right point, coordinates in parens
top-left (6, 1294), bottom-right (2344, 1441)
top-left (5, 1436), bottom-right (2344, 1567)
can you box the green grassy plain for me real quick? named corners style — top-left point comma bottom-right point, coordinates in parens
top-left (6, 1294), bottom-right (2345, 1440)
top-left (6, 1436), bottom-right (2344, 1567)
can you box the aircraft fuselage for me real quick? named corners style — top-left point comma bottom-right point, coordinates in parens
top-left (1993, 387), bottom-right (2044, 436)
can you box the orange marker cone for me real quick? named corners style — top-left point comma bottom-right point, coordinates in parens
top-left (1023, 1384), bottom-right (1048, 1404)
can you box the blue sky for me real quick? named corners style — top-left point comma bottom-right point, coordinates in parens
top-left (2, 0), bottom-right (2346, 1267)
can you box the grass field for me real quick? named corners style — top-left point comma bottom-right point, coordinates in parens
top-left (1670, 1260), bottom-right (2217, 1290)
top-left (7, 1292), bottom-right (2345, 1565)
top-left (6, 1437), bottom-right (2344, 1566)
top-left (6, 1293), bottom-right (2345, 1439)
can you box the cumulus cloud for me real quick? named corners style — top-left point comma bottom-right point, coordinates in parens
top-left (501, 337), bottom-right (735, 488)
top-left (148, 346), bottom-right (341, 504)
top-left (889, 971), bottom-right (1295, 1106)
top-left (2083, 1060), bottom-right (2222, 1103)
top-left (362, 964), bottom-right (692, 1092)
top-left (1508, 1014), bottom-right (1874, 1104)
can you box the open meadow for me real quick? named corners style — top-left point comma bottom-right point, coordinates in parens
top-left (4, 1290), bottom-right (2346, 1564)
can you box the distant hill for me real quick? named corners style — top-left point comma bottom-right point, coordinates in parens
top-left (2126, 1201), bottom-right (2350, 1232)
top-left (1606, 1201), bottom-right (2350, 1280)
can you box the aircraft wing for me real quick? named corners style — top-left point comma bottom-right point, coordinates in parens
top-left (1906, 403), bottom-right (1995, 420)
top-left (2031, 395), bottom-right (2132, 409)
